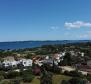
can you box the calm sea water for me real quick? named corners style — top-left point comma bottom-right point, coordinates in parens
top-left (0, 40), bottom-right (90, 50)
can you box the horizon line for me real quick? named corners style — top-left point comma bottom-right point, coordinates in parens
top-left (0, 40), bottom-right (91, 43)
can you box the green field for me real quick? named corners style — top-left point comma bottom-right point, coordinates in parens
top-left (27, 75), bottom-right (71, 84)
top-left (30, 76), bottom-right (40, 84)
top-left (1, 75), bottom-right (71, 84)
top-left (52, 75), bottom-right (71, 84)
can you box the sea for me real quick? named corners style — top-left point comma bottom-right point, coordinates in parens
top-left (0, 40), bottom-right (90, 50)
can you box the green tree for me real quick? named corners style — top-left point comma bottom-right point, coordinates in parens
top-left (61, 80), bottom-right (70, 84)
top-left (40, 70), bottom-right (53, 84)
top-left (63, 52), bottom-right (72, 65)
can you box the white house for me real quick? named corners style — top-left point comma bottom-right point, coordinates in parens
top-left (70, 51), bottom-right (75, 56)
top-left (2, 60), bottom-right (18, 67)
top-left (19, 59), bottom-right (32, 67)
top-left (81, 52), bottom-right (84, 57)
top-left (61, 52), bottom-right (66, 56)
top-left (11, 61), bottom-right (18, 67)
top-left (45, 56), bottom-right (49, 60)
top-left (2, 61), bottom-right (10, 67)
top-left (2, 56), bottom-right (17, 67)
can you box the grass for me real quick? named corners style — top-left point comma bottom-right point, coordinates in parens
top-left (17, 75), bottom-right (72, 84)
top-left (30, 76), bottom-right (40, 84)
top-left (21, 76), bottom-right (40, 84)
top-left (52, 74), bottom-right (72, 84)
top-left (24, 75), bottom-right (71, 84)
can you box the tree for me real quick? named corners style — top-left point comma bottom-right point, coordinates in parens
top-left (40, 70), bottom-right (53, 84)
top-left (52, 60), bottom-right (61, 74)
top-left (23, 74), bottom-right (34, 82)
top-left (69, 78), bottom-right (87, 84)
top-left (86, 74), bottom-right (91, 82)
top-left (0, 75), bottom-right (4, 81)
top-left (63, 52), bottom-right (72, 65)
top-left (25, 53), bottom-right (33, 59)
top-left (22, 68), bottom-right (35, 82)
top-left (61, 80), bottom-right (70, 84)
top-left (6, 71), bottom-right (20, 79)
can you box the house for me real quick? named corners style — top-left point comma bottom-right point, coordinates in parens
top-left (32, 56), bottom-right (45, 66)
top-left (43, 58), bottom-right (59, 66)
top-left (43, 59), bottom-right (53, 64)
top-left (19, 59), bottom-right (32, 67)
top-left (70, 51), bottom-right (75, 56)
top-left (53, 53), bottom-right (64, 63)
top-left (34, 60), bottom-right (43, 66)
top-left (45, 56), bottom-right (49, 60)
top-left (2, 56), bottom-right (17, 67)
top-left (81, 52), bottom-right (84, 57)
top-left (61, 52), bottom-right (66, 56)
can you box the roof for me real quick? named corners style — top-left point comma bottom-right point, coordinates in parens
top-left (3, 56), bottom-right (15, 62)
top-left (43, 59), bottom-right (53, 64)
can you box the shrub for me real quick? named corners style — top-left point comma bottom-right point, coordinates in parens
top-left (64, 70), bottom-right (83, 78)
top-left (69, 70), bottom-right (82, 77)
top-left (64, 71), bottom-right (69, 75)
top-left (0, 75), bottom-right (4, 81)
top-left (40, 71), bottom-right (53, 84)
top-left (61, 80), bottom-right (70, 84)
top-left (52, 65), bottom-right (61, 74)
top-left (0, 80), bottom-right (13, 84)
top-left (21, 68), bottom-right (33, 75)
top-left (69, 78), bottom-right (87, 84)
top-left (11, 79), bottom-right (21, 84)
top-left (86, 74), bottom-right (91, 81)
top-left (6, 71), bottom-right (20, 79)
top-left (0, 71), bottom-right (6, 78)
top-left (23, 74), bottom-right (34, 82)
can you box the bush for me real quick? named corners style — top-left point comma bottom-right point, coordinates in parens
top-left (23, 74), bottom-right (34, 82)
top-left (0, 80), bottom-right (13, 84)
top-left (86, 74), bottom-right (91, 81)
top-left (40, 71), bottom-right (53, 84)
top-left (0, 75), bottom-right (4, 81)
top-left (52, 65), bottom-right (62, 74)
top-left (12, 79), bottom-right (21, 84)
top-left (69, 78), bottom-right (87, 84)
top-left (64, 71), bottom-right (69, 75)
top-left (0, 71), bottom-right (6, 78)
top-left (69, 70), bottom-right (82, 77)
top-left (6, 71), bottom-right (20, 79)
top-left (64, 70), bottom-right (83, 78)
top-left (69, 77), bottom-right (80, 84)
top-left (21, 68), bottom-right (33, 75)
top-left (61, 80), bottom-right (70, 84)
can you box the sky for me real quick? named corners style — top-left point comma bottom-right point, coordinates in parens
top-left (0, 0), bottom-right (91, 42)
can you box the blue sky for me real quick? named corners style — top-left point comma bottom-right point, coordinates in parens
top-left (0, 0), bottom-right (91, 42)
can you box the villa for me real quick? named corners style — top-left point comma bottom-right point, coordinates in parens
top-left (2, 56), bottom-right (17, 67)
top-left (19, 59), bottom-right (33, 67)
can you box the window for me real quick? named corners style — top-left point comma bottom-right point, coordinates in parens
top-left (24, 62), bottom-right (26, 64)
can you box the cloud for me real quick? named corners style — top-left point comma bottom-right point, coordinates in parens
top-left (50, 26), bottom-right (59, 30)
top-left (64, 21), bottom-right (91, 29)
top-left (79, 34), bottom-right (91, 38)
top-left (79, 31), bottom-right (91, 38)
